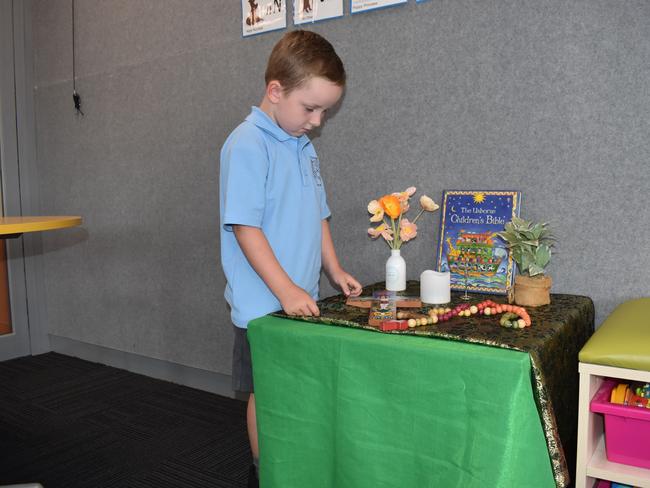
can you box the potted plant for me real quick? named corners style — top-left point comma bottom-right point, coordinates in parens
top-left (496, 216), bottom-right (555, 307)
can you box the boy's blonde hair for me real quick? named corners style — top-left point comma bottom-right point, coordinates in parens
top-left (265, 30), bottom-right (346, 93)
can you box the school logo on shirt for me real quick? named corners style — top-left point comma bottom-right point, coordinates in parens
top-left (311, 157), bottom-right (323, 186)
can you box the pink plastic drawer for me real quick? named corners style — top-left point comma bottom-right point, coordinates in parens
top-left (594, 481), bottom-right (636, 488)
top-left (590, 379), bottom-right (650, 470)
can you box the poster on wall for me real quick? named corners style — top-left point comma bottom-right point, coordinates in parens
top-left (294, 0), bottom-right (343, 25)
top-left (435, 190), bottom-right (522, 295)
top-left (242, 0), bottom-right (286, 37)
top-left (350, 0), bottom-right (407, 15)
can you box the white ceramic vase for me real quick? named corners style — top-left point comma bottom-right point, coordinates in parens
top-left (385, 249), bottom-right (406, 291)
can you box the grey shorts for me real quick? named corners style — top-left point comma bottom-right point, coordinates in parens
top-left (232, 325), bottom-right (254, 393)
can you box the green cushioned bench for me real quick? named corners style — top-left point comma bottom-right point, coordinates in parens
top-left (579, 298), bottom-right (650, 371)
top-left (575, 298), bottom-right (650, 488)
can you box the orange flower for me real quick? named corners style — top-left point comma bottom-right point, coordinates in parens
top-left (379, 194), bottom-right (402, 219)
top-left (393, 187), bottom-right (416, 213)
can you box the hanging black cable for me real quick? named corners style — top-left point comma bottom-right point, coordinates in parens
top-left (72, 0), bottom-right (83, 115)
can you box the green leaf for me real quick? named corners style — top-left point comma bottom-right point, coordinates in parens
top-left (497, 230), bottom-right (518, 244)
top-left (530, 224), bottom-right (544, 240)
top-left (520, 250), bottom-right (534, 272)
top-left (511, 216), bottom-right (526, 228)
top-left (520, 230), bottom-right (537, 240)
top-left (535, 244), bottom-right (551, 268)
top-left (520, 239), bottom-right (540, 247)
top-left (528, 264), bottom-right (545, 277)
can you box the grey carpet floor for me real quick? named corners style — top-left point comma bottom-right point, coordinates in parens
top-left (0, 352), bottom-right (251, 487)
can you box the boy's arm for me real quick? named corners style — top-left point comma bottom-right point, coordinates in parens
top-left (233, 225), bottom-right (320, 316)
top-left (321, 220), bottom-right (363, 297)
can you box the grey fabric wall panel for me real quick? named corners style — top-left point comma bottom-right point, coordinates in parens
top-left (31, 0), bottom-right (650, 375)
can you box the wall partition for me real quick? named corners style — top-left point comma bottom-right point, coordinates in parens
top-left (27, 0), bottom-right (650, 394)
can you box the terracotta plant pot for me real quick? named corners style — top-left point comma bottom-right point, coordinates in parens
top-left (514, 275), bottom-right (552, 307)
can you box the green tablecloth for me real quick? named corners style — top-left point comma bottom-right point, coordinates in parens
top-left (248, 282), bottom-right (594, 488)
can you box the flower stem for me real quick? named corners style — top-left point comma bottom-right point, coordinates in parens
top-left (395, 214), bottom-right (403, 249)
top-left (411, 209), bottom-right (425, 224)
top-left (391, 217), bottom-right (399, 250)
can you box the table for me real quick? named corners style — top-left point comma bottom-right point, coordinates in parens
top-left (0, 216), bottom-right (81, 336)
top-left (248, 282), bottom-right (594, 488)
top-left (0, 216), bottom-right (82, 238)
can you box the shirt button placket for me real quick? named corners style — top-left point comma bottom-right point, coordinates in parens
top-left (299, 143), bottom-right (309, 186)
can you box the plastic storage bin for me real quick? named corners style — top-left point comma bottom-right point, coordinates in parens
top-left (590, 379), bottom-right (650, 470)
top-left (595, 481), bottom-right (635, 488)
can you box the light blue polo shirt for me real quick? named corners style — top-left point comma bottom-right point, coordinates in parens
top-left (220, 107), bottom-right (331, 328)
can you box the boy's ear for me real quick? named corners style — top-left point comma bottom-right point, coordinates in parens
top-left (266, 80), bottom-right (284, 103)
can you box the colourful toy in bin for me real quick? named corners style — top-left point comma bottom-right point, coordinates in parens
top-left (609, 382), bottom-right (650, 408)
top-left (610, 383), bottom-right (629, 404)
top-left (590, 379), bottom-right (650, 469)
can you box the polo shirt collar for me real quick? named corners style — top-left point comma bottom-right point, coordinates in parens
top-left (247, 106), bottom-right (310, 147)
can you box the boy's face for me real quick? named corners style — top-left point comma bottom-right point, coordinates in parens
top-left (268, 77), bottom-right (343, 137)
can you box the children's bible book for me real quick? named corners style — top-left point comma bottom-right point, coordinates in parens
top-left (436, 190), bottom-right (522, 295)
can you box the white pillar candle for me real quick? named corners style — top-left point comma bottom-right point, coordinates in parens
top-left (420, 270), bottom-right (451, 305)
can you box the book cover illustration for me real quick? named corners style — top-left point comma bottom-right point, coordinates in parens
top-left (436, 190), bottom-right (521, 295)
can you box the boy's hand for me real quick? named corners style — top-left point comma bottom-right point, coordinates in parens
top-left (279, 285), bottom-right (320, 317)
top-left (330, 268), bottom-right (363, 298)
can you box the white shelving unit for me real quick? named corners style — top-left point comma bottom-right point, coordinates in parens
top-left (576, 362), bottom-right (650, 488)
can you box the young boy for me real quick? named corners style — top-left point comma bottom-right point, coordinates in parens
top-left (219, 30), bottom-right (362, 486)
